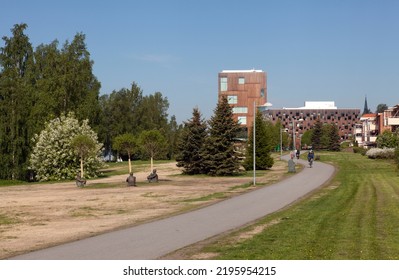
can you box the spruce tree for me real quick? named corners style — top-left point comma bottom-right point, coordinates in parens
top-left (175, 108), bottom-right (207, 175)
top-left (320, 124), bottom-right (332, 150)
top-left (328, 123), bottom-right (341, 151)
top-left (201, 97), bottom-right (241, 176)
top-left (311, 118), bottom-right (323, 150)
top-left (244, 111), bottom-right (274, 170)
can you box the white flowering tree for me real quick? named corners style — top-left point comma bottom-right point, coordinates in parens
top-left (30, 113), bottom-right (103, 181)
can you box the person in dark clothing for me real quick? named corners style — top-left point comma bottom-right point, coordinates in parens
top-left (307, 150), bottom-right (314, 168)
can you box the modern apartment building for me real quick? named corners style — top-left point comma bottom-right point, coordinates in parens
top-left (218, 70), bottom-right (267, 136)
top-left (264, 101), bottom-right (361, 149)
top-left (355, 113), bottom-right (379, 147)
top-left (381, 104), bottom-right (399, 132)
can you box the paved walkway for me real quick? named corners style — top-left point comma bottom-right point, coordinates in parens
top-left (12, 156), bottom-right (335, 260)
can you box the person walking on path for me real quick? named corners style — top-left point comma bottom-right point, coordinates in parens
top-left (307, 149), bottom-right (314, 168)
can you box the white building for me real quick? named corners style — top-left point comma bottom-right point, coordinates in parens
top-left (356, 113), bottom-right (378, 147)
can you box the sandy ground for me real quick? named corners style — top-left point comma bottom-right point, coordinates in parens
top-left (0, 160), bottom-right (288, 259)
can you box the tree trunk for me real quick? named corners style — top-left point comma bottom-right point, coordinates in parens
top-left (128, 152), bottom-right (132, 173)
top-left (150, 156), bottom-right (154, 173)
top-left (80, 157), bottom-right (84, 178)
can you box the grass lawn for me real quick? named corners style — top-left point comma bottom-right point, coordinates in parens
top-left (198, 152), bottom-right (399, 260)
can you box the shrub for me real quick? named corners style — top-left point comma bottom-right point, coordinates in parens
top-left (366, 148), bottom-right (395, 159)
top-left (30, 113), bottom-right (103, 181)
top-left (353, 146), bottom-right (367, 156)
top-left (395, 147), bottom-right (399, 170)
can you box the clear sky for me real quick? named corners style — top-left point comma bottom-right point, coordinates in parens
top-left (2, 0), bottom-right (398, 123)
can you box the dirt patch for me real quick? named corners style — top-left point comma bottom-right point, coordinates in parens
top-left (0, 160), bottom-right (289, 259)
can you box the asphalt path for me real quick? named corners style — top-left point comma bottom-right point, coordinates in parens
top-left (11, 156), bottom-right (335, 260)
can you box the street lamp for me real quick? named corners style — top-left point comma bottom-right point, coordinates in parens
top-left (253, 101), bottom-right (272, 186)
top-left (280, 126), bottom-right (284, 160)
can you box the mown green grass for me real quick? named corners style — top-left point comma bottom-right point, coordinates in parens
top-left (0, 180), bottom-right (26, 187)
top-left (200, 152), bottom-right (399, 260)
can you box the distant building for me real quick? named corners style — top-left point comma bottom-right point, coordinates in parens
top-left (355, 113), bottom-right (378, 147)
top-left (356, 104), bottom-right (399, 147)
top-left (218, 70), bottom-right (268, 137)
top-left (380, 104), bottom-right (399, 133)
top-left (264, 101), bottom-right (361, 149)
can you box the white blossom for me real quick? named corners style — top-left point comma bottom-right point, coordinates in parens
top-left (30, 113), bottom-right (104, 181)
top-left (366, 148), bottom-right (395, 159)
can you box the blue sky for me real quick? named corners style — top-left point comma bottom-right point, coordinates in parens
top-left (2, 0), bottom-right (399, 123)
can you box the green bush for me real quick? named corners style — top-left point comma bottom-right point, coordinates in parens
top-left (395, 147), bottom-right (399, 170)
top-left (353, 146), bottom-right (367, 156)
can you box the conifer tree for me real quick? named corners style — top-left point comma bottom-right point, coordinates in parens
top-left (311, 118), bottom-right (323, 150)
top-left (244, 111), bottom-right (274, 170)
top-left (201, 97), bottom-right (241, 176)
top-left (175, 108), bottom-right (207, 175)
top-left (328, 123), bottom-right (341, 151)
top-left (320, 124), bottom-right (332, 150)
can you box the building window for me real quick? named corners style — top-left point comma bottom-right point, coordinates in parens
top-left (260, 88), bottom-right (265, 97)
top-left (232, 107), bottom-right (248, 114)
top-left (220, 77), bottom-right (227, 91)
top-left (227, 95), bottom-right (238, 104)
top-left (238, 116), bottom-right (247, 125)
top-left (238, 77), bottom-right (245, 84)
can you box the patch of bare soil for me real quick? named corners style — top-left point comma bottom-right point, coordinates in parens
top-left (0, 160), bottom-right (288, 259)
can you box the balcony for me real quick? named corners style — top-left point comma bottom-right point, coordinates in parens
top-left (387, 118), bottom-right (399, 125)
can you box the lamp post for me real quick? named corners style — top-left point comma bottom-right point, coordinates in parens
top-left (253, 101), bottom-right (256, 186)
top-left (292, 119), bottom-right (296, 152)
top-left (280, 126), bottom-right (283, 160)
top-left (253, 101), bottom-right (272, 186)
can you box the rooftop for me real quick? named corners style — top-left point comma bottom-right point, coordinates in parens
top-left (283, 101), bottom-right (338, 110)
top-left (221, 69), bottom-right (264, 73)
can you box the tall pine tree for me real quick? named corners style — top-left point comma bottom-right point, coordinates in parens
top-left (328, 123), bottom-right (341, 151)
top-left (201, 97), bottom-right (241, 176)
top-left (243, 110), bottom-right (274, 170)
top-left (311, 118), bottom-right (323, 150)
top-left (175, 108), bottom-right (207, 175)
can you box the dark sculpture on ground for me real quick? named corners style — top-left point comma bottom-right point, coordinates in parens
top-left (126, 172), bottom-right (137, 186)
top-left (147, 169), bottom-right (158, 183)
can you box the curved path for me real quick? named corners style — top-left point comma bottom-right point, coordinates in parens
top-left (11, 156), bottom-right (335, 260)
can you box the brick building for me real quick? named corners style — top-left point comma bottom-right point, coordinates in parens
top-left (356, 104), bottom-right (399, 147)
top-left (264, 101), bottom-right (361, 149)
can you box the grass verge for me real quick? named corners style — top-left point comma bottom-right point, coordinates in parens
top-left (191, 152), bottom-right (399, 260)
